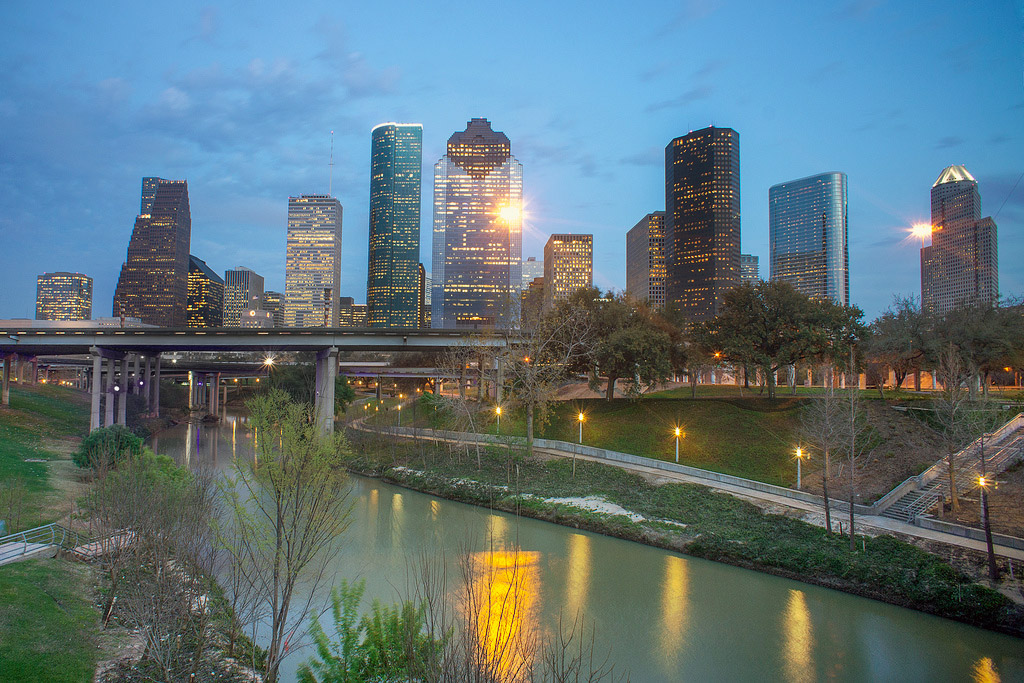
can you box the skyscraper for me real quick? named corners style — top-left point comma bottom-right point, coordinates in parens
top-left (432, 118), bottom-right (523, 329)
top-left (740, 254), bottom-right (760, 284)
top-left (921, 165), bottom-right (998, 314)
top-left (187, 256), bottom-right (224, 328)
top-left (223, 267), bottom-right (265, 327)
top-left (263, 290), bottom-right (285, 327)
top-left (664, 126), bottom-right (740, 320)
top-left (367, 123), bottom-right (423, 328)
top-left (543, 234), bottom-right (593, 312)
top-left (285, 195), bottom-right (343, 327)
top-left (113, 178), bottom-right (191, 326)
top-left (625, 212), bottom-right (666, 309)
top-left (521, 256), bottom-right (543, 288)
top-left (769, 172), bottom-right (848, 305)
top-left (36, 272), bottom-right (92, 321)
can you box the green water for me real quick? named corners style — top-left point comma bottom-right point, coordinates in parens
top-left (152, 414), bottom-right (1024, 682)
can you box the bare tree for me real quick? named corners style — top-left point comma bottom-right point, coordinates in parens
top-left (220, 389), bottom-right (353, 683)
top-left (933, 344), bottom-right (974, 514)
top-left (840, 381), bottom-right (873, 550)
top-left (800, 391), bottom-right (844, 534)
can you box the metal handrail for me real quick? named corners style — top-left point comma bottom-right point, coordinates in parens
top-left (0, 522), bottom-right (94, 563)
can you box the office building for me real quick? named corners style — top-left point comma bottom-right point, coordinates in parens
top-left (223, 267), bottom-right (265, 327)
top-left (543, 234), bottom-right (593, 312)
top-left (338, 297), bottom-right (368, 327)
top-left (664, 126), bottom-right (740, 320)
top-left (187, 256), bottom-right (224, 328)
top-left (36, 272), bottom-right (92, 321)
top-left (263, 290), bottom-right (285, 327)
top-left (625, 212), bottom-right (666, 309)
top-left (921, 165), bottom-right (998, 314)
top-left (432, 118), bottom-right (523, 329)
top-left (240, 309), bottom-right (274, 328)
top-left (769, 172), bottom-right (848, 304)
top-left (522, 256), bottom-right (543, 288)
top-left (740, 254), bottom-right (760, 284)
top-left (418, 263), bottom-right (427, 328)
top-left (367, 123), bottom-right (423, 328)
top-left (113, 178), bottom-right (191, 326)
top-left (285, 195), bottom-right (343, 327)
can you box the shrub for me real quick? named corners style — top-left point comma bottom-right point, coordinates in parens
top-left (72, 425), bottom-right (143, 470)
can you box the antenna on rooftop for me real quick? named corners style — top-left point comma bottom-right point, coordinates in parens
top-left (328, 130), bottom-right (335, 196)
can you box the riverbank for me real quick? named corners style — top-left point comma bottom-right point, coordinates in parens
top-left (346, 429), bottom-right (1024, 638)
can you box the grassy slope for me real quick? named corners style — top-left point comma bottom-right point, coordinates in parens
top-left (0, 385), bottom-right (101, 681)
top-left (402, 396), bottom-right (807, 487)
top-left (0, 559), bottom-right (100, 682)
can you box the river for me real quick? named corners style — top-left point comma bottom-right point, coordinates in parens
top-left (151, 412), bottom-right (1024, 682)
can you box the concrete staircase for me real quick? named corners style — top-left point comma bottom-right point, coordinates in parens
top-left (882, 414), bottom-right (1024, 523)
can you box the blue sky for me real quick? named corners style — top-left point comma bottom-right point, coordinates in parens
top-left (1, 0), bottom-right (1021, 321)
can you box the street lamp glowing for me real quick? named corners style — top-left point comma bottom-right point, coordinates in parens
top-left (495, 405), bottom-right (502, 434)
top-left (578, 412), bottom-right (585, 444)
top-left (978, 476), bottom-right (987, 488)
top-left (673, 427), bottom-right (684, 463)
top-left (263, 356), bottom-right (275, 366)
top-left (910, 223), bottom-right (932, 241)
top-left (795, 446), bottom-right (805, 489)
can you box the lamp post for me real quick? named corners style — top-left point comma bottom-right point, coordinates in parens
top-left (578, 411), bottom-right (585, 444)
top-left (495, 405), bottom-right (502, 434)
top-left (795, 446), bottom-right (805, 490)
top-left (397, 404), bottom-right (402, 426)
top-left (674, 427), bottom-right (683, 463)
top-left (979, 476), bottom-right (1000, 581)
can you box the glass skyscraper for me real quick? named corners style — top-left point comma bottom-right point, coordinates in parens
top-left (543, 234), bottom-right (593, 312)
top-left (367, 123), bottom-right (423, 328)
top-left (36, 272), bottom-right (92, 321)
top-left (921, 165), bottom-right (998, 314)
top-left (626, 212), bottom-right (666, 309)
top-left (740, 254), bottom-right (760, 284)
top-left (285, 195), bottom-right (343, 327)
top-left (113, 178), bottom-right (191, 326)
top-left (768, 172), bottom-right (848, 305)
top-left (187, 256), bottom-right (224, 328)
top-left (432, 118), bottom-right (523, 329)
top-left (223, 267), bottom-right (265, 327)
top-left (664, 126), bottom-right (740, 320)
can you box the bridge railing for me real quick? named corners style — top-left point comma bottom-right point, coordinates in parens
top-left (0, 523), bottom-right (93, 564)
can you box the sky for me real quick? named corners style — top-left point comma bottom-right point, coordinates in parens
top-left (1, 0), bottom-right (1022, 321)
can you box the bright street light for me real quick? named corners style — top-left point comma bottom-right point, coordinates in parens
top-left (674, 427), bottom-right (684, 463)
top-left (578, 411), bottom-right (585, 444)
top-left (795, 446), bottom-right (805, 489)
top-left (263, 356), bottom-right (275, 366)
top-left (495, 405), bottom-right (502, 434)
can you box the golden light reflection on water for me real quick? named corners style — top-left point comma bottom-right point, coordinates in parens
top-left (659, 555), bottom-right (689, 662)
top-left (185, 421), bottom-right (194, 466)
top-left (231, 418), bottom-right (236, 458)
top-left (469, 549), bottom-right (540, 679)
top-left (488, 514), bottom-right (508, 550)
top-left (783, 589), bottom-right (814, 683)
top-left (430, 499), bottom-right (440, 520)
top-left (973, 656), bottom-right (1000, 682)
top-left (565, 533), bottom-right (590, 619)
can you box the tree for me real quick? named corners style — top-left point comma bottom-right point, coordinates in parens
top-left (800, 392), bottom-right (844, 534)
top-left (933, 344), bottom-right (973, 514)
top-left (219, 389), bottom-right (353, 683)
top-left (73, 424), bottom-right (143, 470)
top-left (938, 302), bottom-right (1022, 398)
top-left (865, 296), bottom-right (930, 395)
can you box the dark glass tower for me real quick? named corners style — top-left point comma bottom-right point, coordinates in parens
top-left (187, 255), bottom-right (225, 328)
top-left (367, 123), bottom-right (423, 328)
top-left (664, 126), bottom-right (740, 320)
top-left (769, 172), bottom-right (849, 305)
top-left (113, 178), bottom-right (191, 326)
top-left (432, 118), bottom-right (522, 329)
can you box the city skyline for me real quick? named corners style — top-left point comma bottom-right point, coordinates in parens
top-left (1, 2), bottom-right (1021, 322)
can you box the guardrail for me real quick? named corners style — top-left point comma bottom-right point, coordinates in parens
top-left (0, 523), bottom-right (93, 565)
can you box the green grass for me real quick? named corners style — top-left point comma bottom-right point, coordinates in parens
top-left (1, 385), bottom-right (90, 530)
top-left (0, 559), bottom-right (101, 682)
top-left (348, 435), bottom-right (1021, 633)
top-left (406, 396), bottom-right (807, 486)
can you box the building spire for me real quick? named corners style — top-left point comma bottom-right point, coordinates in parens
top-left (328, 130), bottom-right (335, 196)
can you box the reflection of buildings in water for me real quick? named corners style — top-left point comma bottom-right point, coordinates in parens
top-left (565, 533), bottom-right (591, 620)
top-left (972, 656), bottom-right (1000, 683)
top-left (185, 420), bottom-right (195, 466)
top-left (658, 554), bottom-right (689, 666)
top-left (487, 514), bottom-right (508, 550)
top-left (430, 499), bottom-right (440, 521)
top-left (469, 549), bottom-right (540, 679)
top-left (231, 417), bottom-right (236, 459)
top-left (391, 492), bottom-right (404, 548)
top-left (783, 589), bottom-right (814, 683)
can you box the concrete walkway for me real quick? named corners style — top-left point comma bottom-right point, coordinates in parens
top-left (351, 418), bottom-right (1024, 563)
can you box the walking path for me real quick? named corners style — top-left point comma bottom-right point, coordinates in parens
top-left (349, 417), bottom-right (1024, 563)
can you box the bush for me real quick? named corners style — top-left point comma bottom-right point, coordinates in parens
top-left (72, 425), bottom-right (143, 470)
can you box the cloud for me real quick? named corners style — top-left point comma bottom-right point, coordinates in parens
top-left (619, 146), bottom-right (661, 167)
top-left (645, 85), bottom-right (713, 113)
top-left (199, 7), bottom-right (218, 42)
top-left (653, 0), bottom-right (720, 37)
top-left (315, 17), bottom-right (400, 98)
top-left (935, 135), bottom-right (963, 149)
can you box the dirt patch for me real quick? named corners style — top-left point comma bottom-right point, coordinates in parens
top-left (802, 402), bottom-right (945, 504)
top-left (942, 460), bottom-right (1024, 539)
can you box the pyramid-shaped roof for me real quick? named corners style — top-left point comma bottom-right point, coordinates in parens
top-left (933, 164), bottom-right (975, 187)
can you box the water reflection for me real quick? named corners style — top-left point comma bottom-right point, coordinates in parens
top-left (973, 656), bottom-right (1000, 683)
top-left (658, 554), bottom-right (689, 671)
top-left (783, 589), bottom-right (814, 683)
top-left (565, 533), bottom-right (590, 620)
top-left (470, 549), bottom-right (540, 679)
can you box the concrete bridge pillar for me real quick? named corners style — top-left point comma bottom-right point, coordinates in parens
top-left (152, 355), bottom-right (162, 418)
top-left (118, 357), bottom-right (129, 425)
top-left (188, 371), bottom-right (196, 411)
top-left (104, 358), bottom-right (115, 427)
top-left (131, 354), bottom-right (140, 395)
top-left (2, 355), bottom-right (11, 407)
top-left (90, 350), bottom-right (101, 431)
top-left (213, 372), bottom-right (221, 417)
top-left (315, 347), bottom-right (338, 435)
top-left (143, 356), bottom-right (152, 412)
top-left (29, 357), bottom-right (37, 385)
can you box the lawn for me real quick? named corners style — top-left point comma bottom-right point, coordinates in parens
top-left (399, 395), bottom-right (808, 487)
top-left (0, 559), bottom-right (101, 682)
top-left (1, 384), bottom-right (89, 530)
